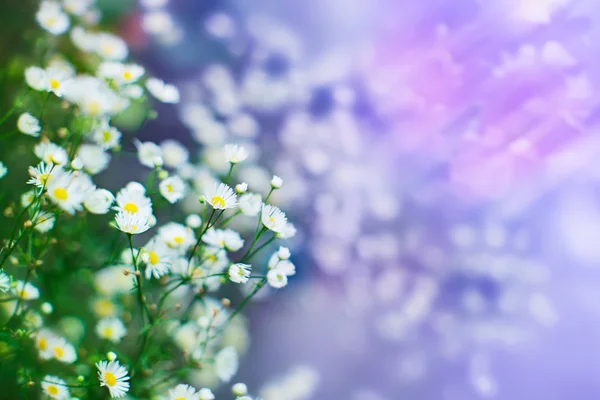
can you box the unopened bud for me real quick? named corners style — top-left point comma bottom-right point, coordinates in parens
top-left (221, 298), bottom-right (231, 308)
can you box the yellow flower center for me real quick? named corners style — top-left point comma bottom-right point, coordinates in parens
top-left (40, 173), bottom-right (50, 185)
top-left (38, 337), bottom-right (47, 351)
top-left (104, 371), bottom-right (117, 387)
top-left (53, 188), bottom-right (68, 201)
top-left (123, 202), bottom-right (138, 213)
top-left (101, 44), bottom-right (114, 56)
top-left (173, 236), bottom-right (184, 245)
top-left (149, 251), bottom-right (159, 265)
top-left (95, 299), bottom-right (115, 317)
top-left (123, 71), bottom-right (133, 81)
top-left (47, 385), bottom-right (59, 395)
top-left (103, 327), bottom-right (113, 338)
top-left (103, 131), bottom-right (112, 142)
top-left (45, 17), bottom-right (56, 27)
top-left (175, 398), bottom-right (186, 400)
top-left (53, 346), bottom-right (64, 359)
top-left (50, 79), bottom-right (60, 90)
top-left (211, 195), bottom-right (226, 208)
top-left (88, 101), bottom-right (101, 116)
top-left (166, 184), bottom-right (174, 193)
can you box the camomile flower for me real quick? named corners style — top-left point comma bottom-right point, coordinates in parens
top-left (48, 335), bottom-right (77, 363)
top-left (47, 172), bottom-right (85, 214)
top-left (235, 182), bottom-right (248, 194)
top-left (34, 141), bottom-right (68, 165)
top-left (134, 139), bottom-right (163, 168)
top-left (44, 66), bottom-right (73, 97)
top-left (25, 66), bottom-right (47, 91)
top-left (223, 144), bottom-right (249, 164)
top-left (204, 182), bottom-right (237, 210)
top-left (0, 272), bottom-right (10, 292)
top-left (270, 175), bottom-right (283, 189)
top-left (35, 329), bottom-right (57, 359)
top-left (63, 0), bottom-right (94, 16)
top-left (117, 63), bottom-right (145, 85)
top-left (77, 144), bottom-right (111, 175)
top-left (83, 188), bottom-right (115, 214)
top-left (159, 175), bottom-right (186, 204)
top-left (146, 77), bottom-right (180, 103)
top-left (168, 384), bottom-right (200, 400)
top-left (114, 182), bottom-right (153, 218)
top-left (36, 1), bottom-right (70, 35)
top-left (186, 214), bottom-right (202, 228)
top-left (157, 222), bottom-right (196, 253)
top-left (33, 211), bottom-right (56, 233)
top-left (160, 139), bottom-right (189, 168)
top-left (142, 238), bottom-right (175, 279)
top-left (96, 359), bottom-right (130, 398)
top-left (202, 228), bottom-right (244, 252)
top-left (92, 297), bottom-right (119, 318)
top-left (223, 229), bottom-right (244, 251)
top-left (276, 222), bottom-right (297, 239)
top-left (215, 346), bottom-right (239, 382)
top-left (14, 281), bottom-right (40, 300)
top-left (261, 204), bottom-right (287, 233)
top-left (229, 263), bottom-right (251, 284)
top-left (267, 268), bottom-right (288, 289)
top-left (238, 193), bottom-right (262, 216)
top-left (198, 388), bottom-right (215, 400)
top-left (42, 375), bottom-right (70, 399)
top-left (96, 317), bottom-right (127, 343)
top-left (95, 33), bottom-right (129, 61)
top-left (114, 212), bottom-right (151, 235)
top-left (17, 113), bottom-right (41, 137)
top-left (92, 120), bottom-right (122, 150)
top-left (28, 161), bottom-right (59, 188)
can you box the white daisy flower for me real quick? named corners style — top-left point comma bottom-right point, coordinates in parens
top-left (33, 211), bottom-right (56, 233)
top-left (34, 141), bottom-right (68, 165)
top-left (201, 228), bottom-right (227, 249)
top-left (36, 1), bottom-right (70, 35)
top-left (142, 238), bottom-right (175, 279)
top-left (114, 182), bottom-right (153, 218)
top-left (95, 33), bottom-right (129, 61)
top-left (83, 188), bottom-right (115, 214)
top-left (98, 62), bottom-right (145, 85)
top-left (96, 317), bottom-right (127, 343)
top-left (96, 359), bottom-right (130, 398)
top-left (44, 66), bottom-right (73, 97)
top-left (160, 139), bottom-right (189, 168)
top-left (185, 214), bottom-right (202, 229)
top-left (235, 182), bottom-right (248, 194)
top-left (223, 144), bottom-right (249, 164)
top-left (92, 120), bottom-right (122, 150)
top-left (48, 335), bottom-right (77, 363)
top-left (76, 144), bottom-right (111, 175)
top-left (146, 77), bottom-right (180, 103)
top-left (42, 375), bottom-right (70, 399)
top-left (198, 388), bottom-right (215, 400)
top-left (62, 0), bottom-right (94, 16)
top-left (238, 193), bottom-right (262, 216)
top-left (261, 204), bottom-right (287, 233)
top-left (27, 161), bottom-right (59, 187)
top-left (232, 383), bottom-right (248, 396)
top-left (168, 384), bottom-right (200, 400)
top-left (114, 212), bottom-right (151, 235)
top-left (276, 222), bottom-right (297, 239)
top-left (157, 222), bottom-right (196, 253)
top-left (35, 328), bottom-right (57, 359)
top-left (159, 175), bottom-right (186, 204)
top-left (14, 281), bottom-right (40, 300)
top-left (47, 172), bottom-right (85, 214)
top-left (270, 175), bottom-right (283, 189)
top-left (204, 182), bottom-right (237, 210)
top-left (17, 113), bottom-right (41, 137)
top-left (0, 272), bottom-right (10, 292)
top-left (215, 346), bottom-right (239, 382)
top-left (25, 66), bottom-right (47, 91)
top-left (228, 263), bottom-right (251, 284)
top-left (134, 139), bottom-right (163, 168)
top-left (223, 229), bottom-right (244, 251)
top-left (267, 268), bottom-right (288, 289)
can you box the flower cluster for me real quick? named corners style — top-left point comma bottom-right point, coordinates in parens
top-left (0, 1), bottom-right (295, 398)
